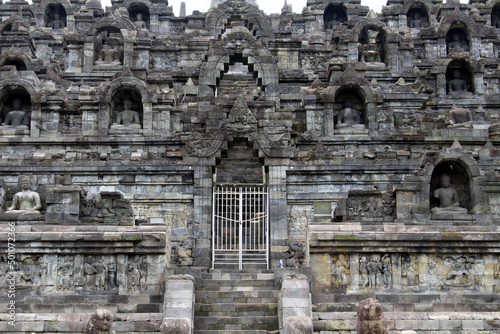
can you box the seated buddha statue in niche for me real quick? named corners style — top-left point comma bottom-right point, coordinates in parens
top-left (110, 98), bottom-right (141, 129)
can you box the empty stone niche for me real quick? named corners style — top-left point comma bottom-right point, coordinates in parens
top-left (1, 58), bottom-right (27, 71)
top-left (323, 3), bottom-right (347, 30)
top-left (358, 27), bottom-right (387, 63)
top-left (0, 88), bottom-right (31, 136)
top-left (429, 161), bottom-right (472, 214)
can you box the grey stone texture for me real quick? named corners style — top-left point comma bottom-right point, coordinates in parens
top-left (2, 0), bottom-right (500, 331)
top-left (280, 274), bottom-right (312, 333)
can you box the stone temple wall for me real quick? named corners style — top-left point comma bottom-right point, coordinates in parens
top-left (1, 0), bottom-right (500, 331)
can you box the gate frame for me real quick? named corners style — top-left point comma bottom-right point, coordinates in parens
top-left (211, 184), bottom-right (270, 270)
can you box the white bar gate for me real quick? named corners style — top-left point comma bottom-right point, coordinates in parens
top-left (212, 184), bottom-right (269, 269)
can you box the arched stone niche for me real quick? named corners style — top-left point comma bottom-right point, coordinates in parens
top-left (0, 14), bottom-right (29, 35)
top-left (98, 71), bottom-right (154, 137)
top-left (1, 58), bottom-right (27, 71)
top-left (205, 0), bottom-right (273, 40)
top-left (83, 18), bottom-right (135, 72)
top-left (44, 3), bottom-right (67, 29)
top-left (129, 3), bottom-right (150, 30)
top-left (0, 48), bottom-right (43, 72)
top-left (333, 88), bottom-right (366, 130)
top-left (397, 150), bottom-right (482, 220)
top-left (358, 26), bottom-right (387, 63)
top-left (94, 27), bottom-right (124, 65)
top-left (0, 87), bottom-right (32, 136)
top-left (485, 0), bottom-right (500, 27)
top-left (33, 0), bottom-right (75, 32)
top-left (438, 8), bottom-right (484, 58)
top-left (446, 59), bottom-right (473, 94)
top-left (198, 26), bottom-right (279, 108)
top-left (429, 161), bottom-right (471, 214)
top-left (348, 19), bottom-right (396, 67)
top-left (109, 87), bottom-right (143, 130)
top-left (492, 4), bottom-right (500, 28)
top-left (446, 27), bottom-right (470, 53)
top-left (407, 4), bottom-right (429, 28)
top-left (323, 3), bottom-right (347, 30)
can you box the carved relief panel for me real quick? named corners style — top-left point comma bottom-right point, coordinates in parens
top-left (311, 252), bottom-right (491, 294)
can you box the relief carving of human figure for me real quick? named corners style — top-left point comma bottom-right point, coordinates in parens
top-left (431, 174), bottom-right (468, 214)
top-left (359, 256), bottom-right (369, 288)
top-left (332, 254), bottom-right (349, 288)
top-left (7, 176), bottom-right (42, 212)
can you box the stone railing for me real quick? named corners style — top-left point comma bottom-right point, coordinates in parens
top-left (279, 273), bottom-right (313, 334)
top-left (161, 274), bottom-right (196, 334)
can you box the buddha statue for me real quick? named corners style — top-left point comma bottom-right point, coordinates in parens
top-left (49, 12), bottom-right (65, 29)
top-left (336, 97), bottom-right (365, 129)
top-left (110, 99), bottom-right (141, 129)
top-left (134, 13), bottom-right (147, 30)
top-left (325, 13), bottom-right (341, 30)
top-left (3, 98), bottom-right (29, 129)
top-left (447, 31), bottom-right (469, 52)
top-left (448, 104), bottom-right (472, 128)
top-left (431, 174), bottom-right (468, 215)
top-left (409, 12), bottom-right (425, 28)
top-left (7, 176), bottom-right (42, 213)
top-left (95, 45), bottom-right (120, 65)
top-left (447, 69), bottom-right (468, 93)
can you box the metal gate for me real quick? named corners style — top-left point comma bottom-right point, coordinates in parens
top-left (212, 184), bottom-right (269, 269)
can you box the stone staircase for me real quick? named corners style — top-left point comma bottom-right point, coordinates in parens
top-left (194, 269), bottom-right (280, 333)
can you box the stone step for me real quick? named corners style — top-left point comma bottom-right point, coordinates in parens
top-left (198, 279), bottom-right (275, 291)
top-left (201, 272), bottom-right (275, 280)
top-left (195, 302), bottom-right (278, 316)
top-left (194, 315), bottom-right (279, 331)
top-left (195, 290), bottom-right (279, 304)
top-left (313, 302), bottom-right (500, 313)
top-left (312, 311), bottom-right (500, 333)
top-left (0, 312), bottom-right (163, 332)
top-left (313, 293), bottom-right (500, 308)
top-left (0, 294), bottom-right (162, 314)
top-left (193, 331), bottom-right (271, 334)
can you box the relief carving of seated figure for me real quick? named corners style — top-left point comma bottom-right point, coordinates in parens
top-left (431, 174), bottom-right (468, 215)
top-left (335, 97), bottom-right (365, 129)
top-left (134, 13), bottom-right (147, 30)
top-left (447, 70), bottom-right (468, 93)
top-left (95, 45), bottom-right (121, 65)
top-left (110, 99), bottom-right (141, 129)
top-left (2, 98), bottom-right (29, 129)
top-left (7, 176), bottom-right (42, 213)
top-left (49, 12), bottom-right (65, 29)
top-left (448, 104), bottom-right (472, 128)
